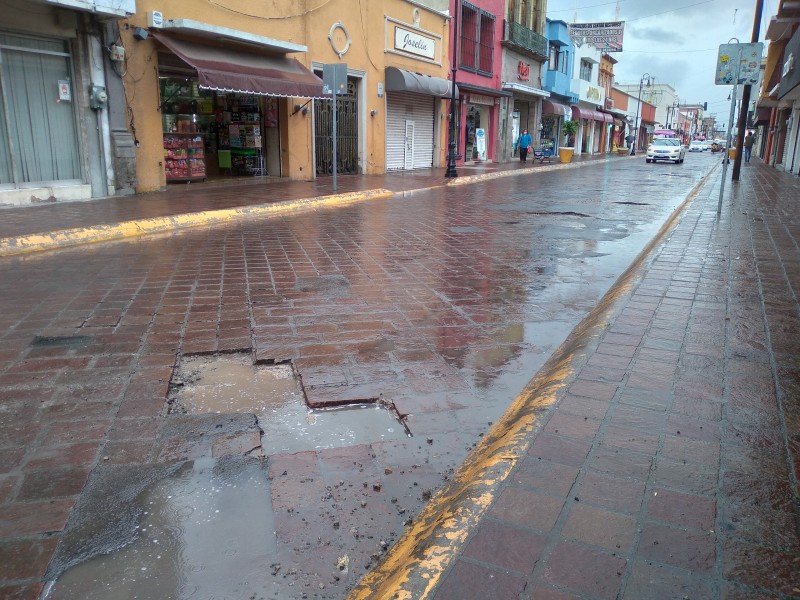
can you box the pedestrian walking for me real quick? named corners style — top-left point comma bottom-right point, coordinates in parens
top-left (517, 129), bottom-right (532, 163)
top-left (743, 131), bottom-right (755, 163)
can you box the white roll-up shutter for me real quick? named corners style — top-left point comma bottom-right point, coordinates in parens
top-left (386, 91), bottom-right (435, 171)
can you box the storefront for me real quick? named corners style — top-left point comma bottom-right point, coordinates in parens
top-left (503, 83), bottom-right (550, 156)
top-left (154, 33), bottom-right (325, 183)
top-left (541, 99), bottom-right (570, 157)
top-left (571, 106), bottom-right (606, 155)
top-left (385, 67), bottom-right (451, 171)
top-left (0, 0), bottom-right (135, 207)
top-left (458, 87), bottom-right (505, 163)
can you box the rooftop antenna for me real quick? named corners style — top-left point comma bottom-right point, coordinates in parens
top-left (615, 0), bottom-right (620, 20)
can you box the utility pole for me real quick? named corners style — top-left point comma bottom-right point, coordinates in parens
top-left (732, 0), bottom-right (764, 181)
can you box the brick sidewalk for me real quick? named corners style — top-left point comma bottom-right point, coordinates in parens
top-left (426, 164), bottom-right (800, 599)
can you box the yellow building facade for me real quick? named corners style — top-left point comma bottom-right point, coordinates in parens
top-left (120, 0), bottom-right (453, 192)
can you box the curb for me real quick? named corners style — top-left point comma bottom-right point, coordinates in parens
top-left (0, 155), bottom-right (634, 258)
top-left (347, 161), bottom-right (720, 600)
top-left (0, 189), bottom-right (394, 257)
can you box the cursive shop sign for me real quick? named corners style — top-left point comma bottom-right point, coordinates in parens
top-left (394, 26), bottom-right (436, 60)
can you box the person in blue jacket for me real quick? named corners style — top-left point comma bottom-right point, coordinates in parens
top-left (516, 129), bottom-right (532, 162)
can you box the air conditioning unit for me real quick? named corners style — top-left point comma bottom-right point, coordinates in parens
top-left (605, 98), bottom-right (614, 109)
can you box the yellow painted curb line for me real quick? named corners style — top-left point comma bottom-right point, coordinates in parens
top-left (0, 189), bottom-right (394, 257)
top-left (348, 160), bottom-right (720, 600)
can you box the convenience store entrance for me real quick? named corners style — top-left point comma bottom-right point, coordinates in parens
top-left (154, 34), bottom-right (325, 184)
top-left (160, 74), bottom-right (281, 183)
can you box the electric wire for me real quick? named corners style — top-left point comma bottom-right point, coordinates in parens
top-left (206, 0), bottom-right (333, 20)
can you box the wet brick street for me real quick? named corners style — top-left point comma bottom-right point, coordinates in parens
top-left (0, 154), bottom-right (798, 599)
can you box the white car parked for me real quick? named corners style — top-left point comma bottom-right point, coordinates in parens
top-left (646, 138), bottom-right (686, 164)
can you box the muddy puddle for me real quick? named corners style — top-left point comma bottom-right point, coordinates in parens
top-left (170, 353), bottom-right (409, 455)
top-left (47, 457), bottom-right (277, 600)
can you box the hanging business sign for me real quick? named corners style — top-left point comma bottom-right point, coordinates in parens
top-left (715, 42), bottom-right (763, 85)
top-left (569, 21), bottom-right (625, 52)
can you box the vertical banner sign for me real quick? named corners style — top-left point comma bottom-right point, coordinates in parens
top-left (323, 64), bottom-right (347, 191)
top-left (475, 129), bottom-right (486, 161)
top-left (568, 22), bottom-right (625, 52)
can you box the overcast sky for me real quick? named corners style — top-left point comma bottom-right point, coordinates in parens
top-left (545, 0), bottom-right (778, 123)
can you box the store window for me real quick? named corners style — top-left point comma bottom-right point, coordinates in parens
top-left (0, 32), bottom-right (81, 187)
top-left (159, 69), bottom-right (278, 181)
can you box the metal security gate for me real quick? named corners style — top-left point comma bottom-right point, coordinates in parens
top-left (386, 91), bottom-right (435, 171)
top-left (314, 77), bottom-right (358, 176)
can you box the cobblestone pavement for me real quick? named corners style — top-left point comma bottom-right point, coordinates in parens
top-left (0, 154), bottom-right (614, 241)
top-left (2, 154), bottom-right (796, 599)
top-left (418, 163), bottom-right (800, 600)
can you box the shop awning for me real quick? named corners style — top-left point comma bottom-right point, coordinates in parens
top-left (570, 106), bottom-right (603, 121)
top-left (385, 67), bottom-right (456, 98)
top-left (501, 82), bottom-right (550, 98)
top-left (542, 100), bottom-right (570, 116)
top-left (753, 106), bottom-right (772, 125)
top-left (153, 33), bottom-right (327, 99)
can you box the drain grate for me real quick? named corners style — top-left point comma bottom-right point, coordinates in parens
top-left (168, 353), bottom-right (409, 455)
top-left (30, 335), bottom-right (93, 348)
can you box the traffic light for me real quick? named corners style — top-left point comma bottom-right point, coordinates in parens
top-left (703, 102), bottom-right (708, 111)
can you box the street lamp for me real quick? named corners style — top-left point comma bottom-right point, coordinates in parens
top-left (630, 73), bottom-right (652, 157)
top-left (445, 0), bottom-right (460, 178)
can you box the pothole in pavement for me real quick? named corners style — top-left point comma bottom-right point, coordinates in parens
top-left (294, 274), bottom-right (351, 298)
top-left (46, 457), bottom-right (278, 600)
top-left (525, 210), bottom-right (592, 218)
top-left (167, 353), bottom-right (410, 455)
top-left (30, 335), bottom-right (93, 348)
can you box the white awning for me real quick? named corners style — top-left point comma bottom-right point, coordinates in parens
top-left (501, 82), bottom-right (550, 98)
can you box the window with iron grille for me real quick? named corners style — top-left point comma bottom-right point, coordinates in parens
top-left (460, 2), bottom-right (494, 75)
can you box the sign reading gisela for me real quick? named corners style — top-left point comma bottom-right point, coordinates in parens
top-left (394, 26), bottom-right (436, 60)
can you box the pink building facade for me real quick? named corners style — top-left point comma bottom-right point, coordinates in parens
top-left (450, 0), bottom-right (506, 163)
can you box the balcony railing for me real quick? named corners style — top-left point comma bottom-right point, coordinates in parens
top-left (503, 21), bottom-right (548, 60)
